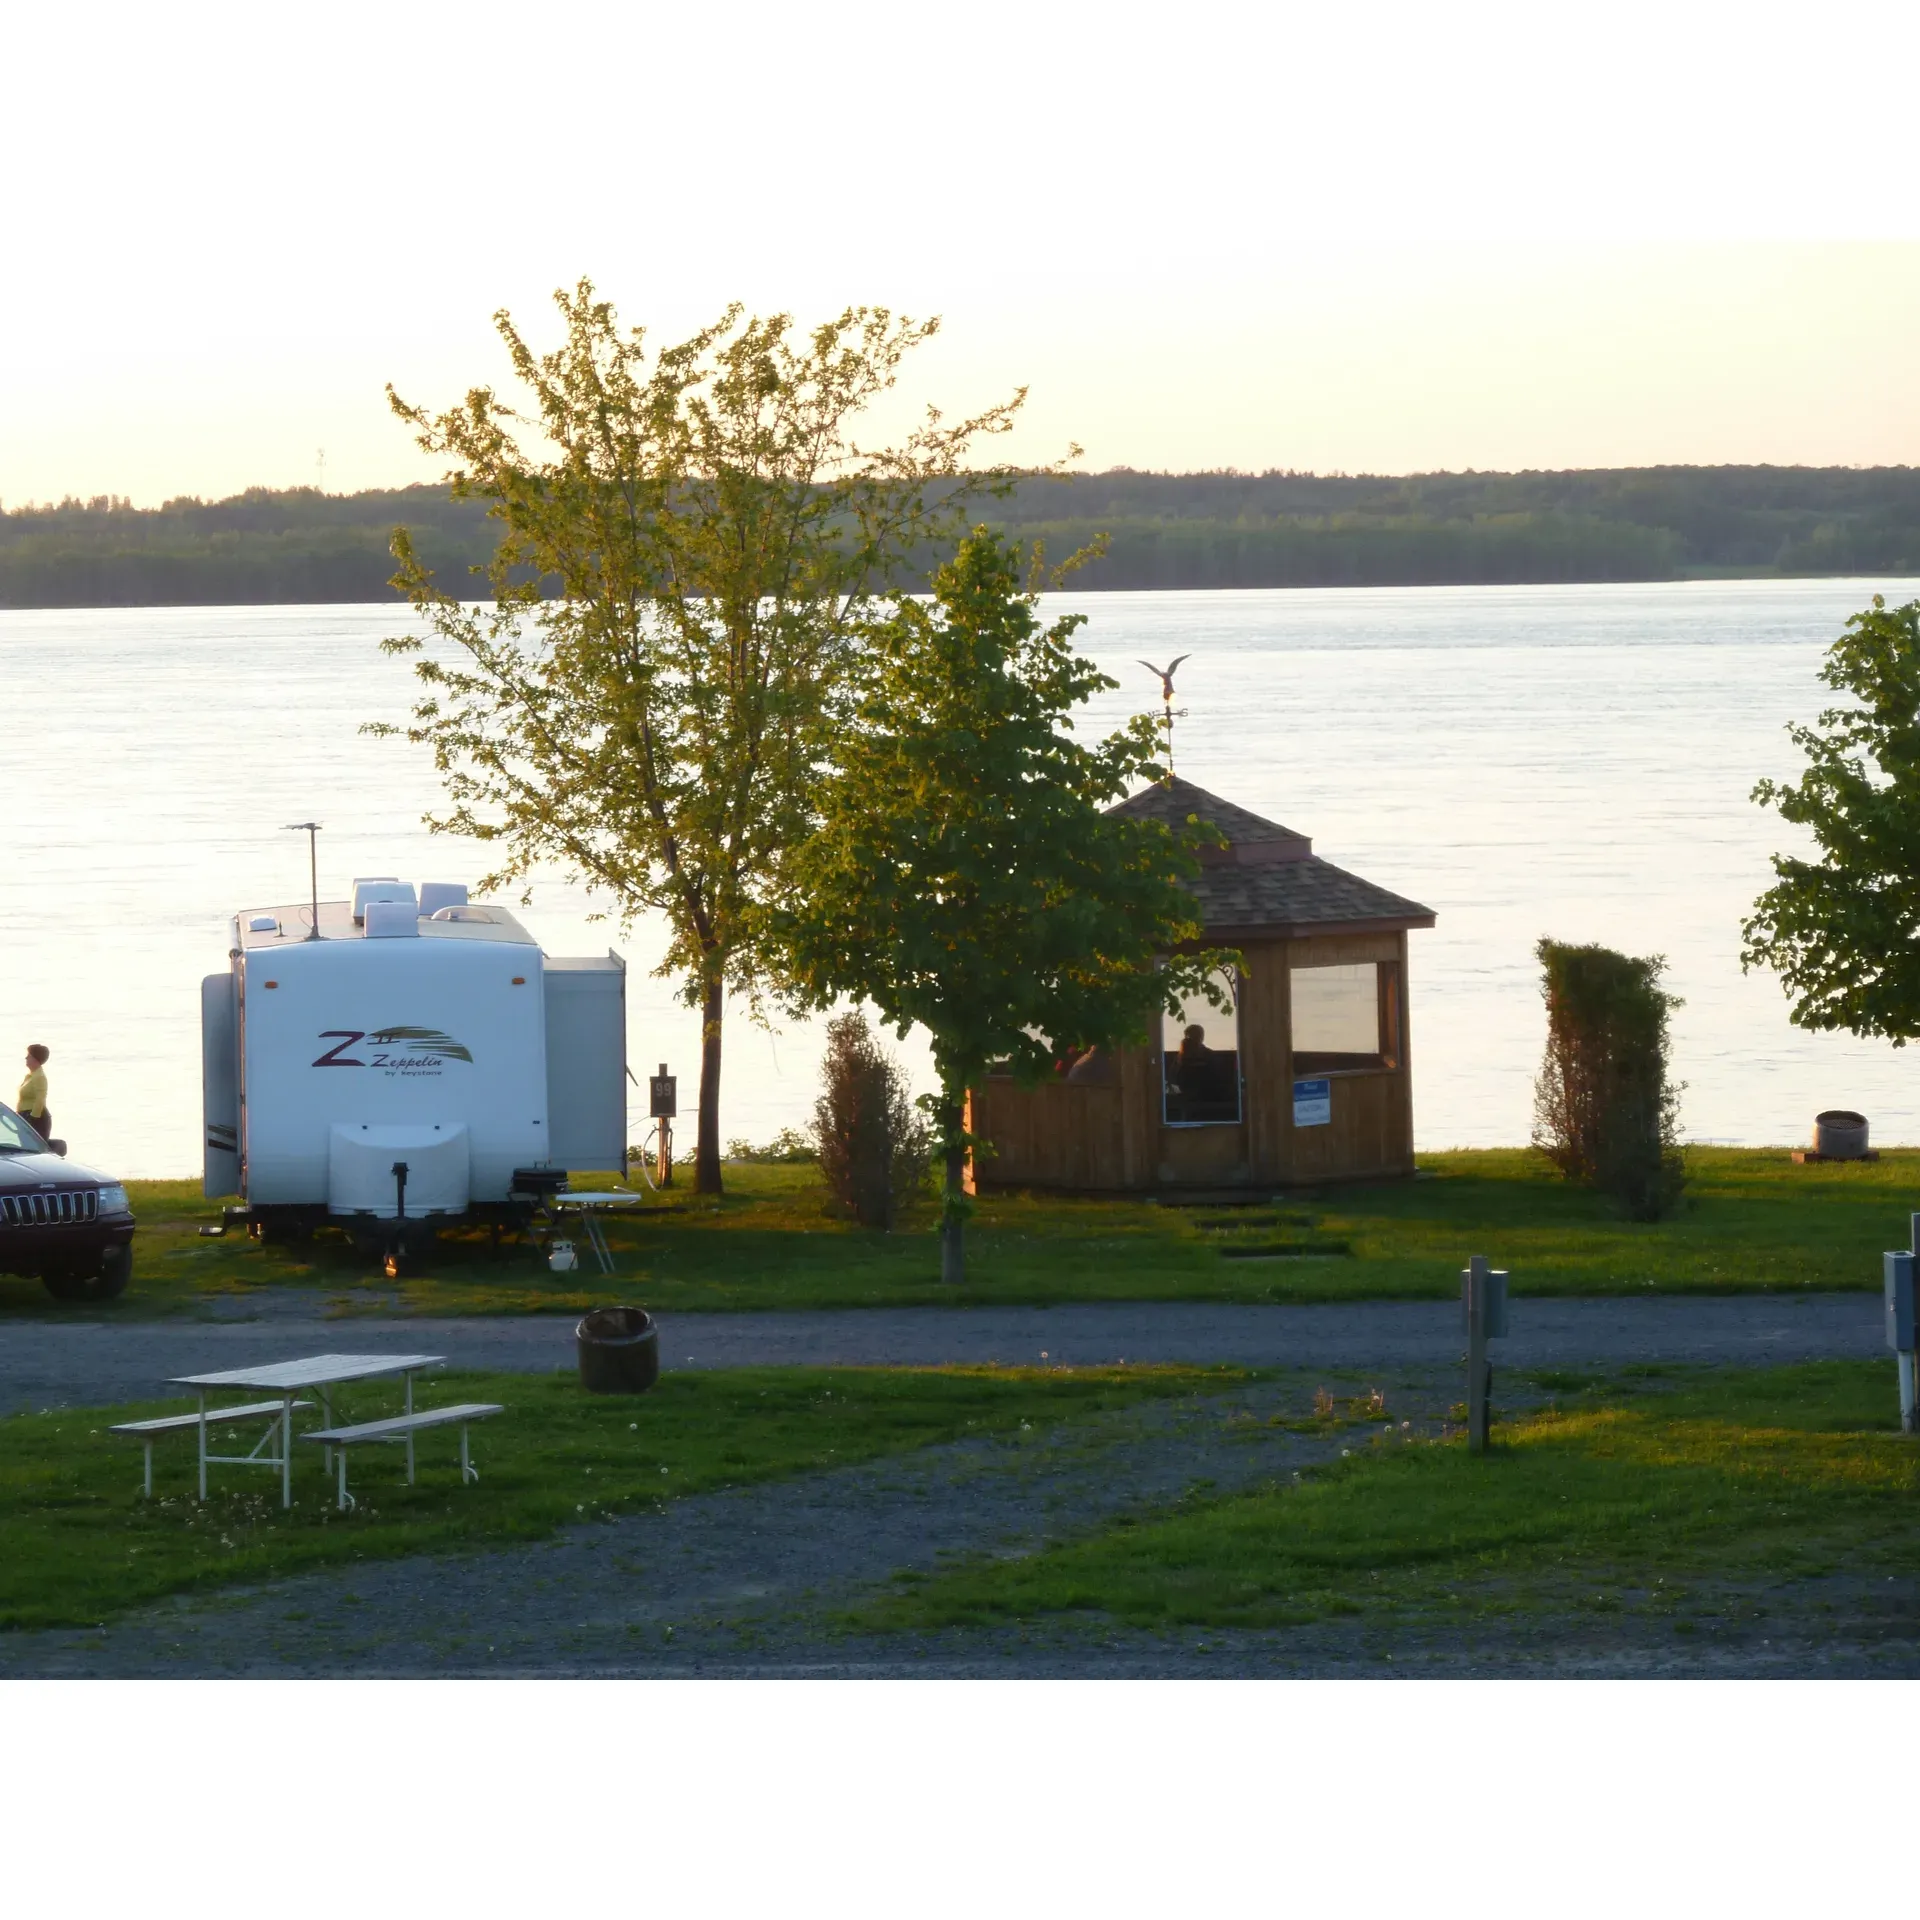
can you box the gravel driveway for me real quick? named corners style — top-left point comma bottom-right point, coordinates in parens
top-left (0, 1293), bottom-right (1885, 1417)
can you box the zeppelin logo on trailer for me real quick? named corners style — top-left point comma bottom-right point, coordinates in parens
top-left (311, 1027), bottom-right (475, 1077)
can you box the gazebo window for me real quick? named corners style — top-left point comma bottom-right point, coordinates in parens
top-left (1162, 969), bottom-right (1241, 1125)
top-left (1054, 1045), bottom-right (1115, 1084)
top-left (985, 1037), bottom-right (1116, 1084)
top-left (1291, 961), bottom-right (1400, 1074)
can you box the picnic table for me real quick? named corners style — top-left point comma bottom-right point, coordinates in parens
top-left (165, 1353), bottom-right (444, 1507)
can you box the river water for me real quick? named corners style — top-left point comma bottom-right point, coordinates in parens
top-left (5, 579), bottom-right (1918, 1180)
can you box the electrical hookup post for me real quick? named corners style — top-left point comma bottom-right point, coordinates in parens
top-left (1462, 1253), bottom-right (1511, 1453)
top-left (1884, 1216), bottom-right (1920, 1432)
top-left (649, 1064), bottom-right (677, 1190)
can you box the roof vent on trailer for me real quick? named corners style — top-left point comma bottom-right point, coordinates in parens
top-left (352, 880), bottom-right (416, 924)
top-left (418, 882), bottom-right (469, 917)
top-left (364, 901), bottom-right (422, 938)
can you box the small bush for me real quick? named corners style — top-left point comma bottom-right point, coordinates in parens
top-left (723, 1128), bottom-right (816, 1165)
top-left (1532, 938), bottom-right (1686, 1221)
top-left (813, 1012), bottom-right (930, 1229)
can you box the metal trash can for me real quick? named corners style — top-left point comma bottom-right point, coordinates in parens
top-left (1814, 1109), bottom-right (1870, 1159)
top-left (575, 1305), bottom-right (660, 1394)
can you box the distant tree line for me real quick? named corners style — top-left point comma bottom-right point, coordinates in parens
top-left (5, 465), bottom-right (1920, 607)
top-left (0, 486), bottom-right (490, 608)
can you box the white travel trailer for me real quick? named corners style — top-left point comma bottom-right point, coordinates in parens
top-left (202, 879), bottom-right (626, 1256)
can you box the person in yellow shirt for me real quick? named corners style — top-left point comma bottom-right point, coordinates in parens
top-left (17, 1044), bottom-right (50, 1141)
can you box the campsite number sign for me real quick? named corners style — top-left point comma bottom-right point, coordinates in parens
top-left (649, 1068), bottom-right (677, 1119)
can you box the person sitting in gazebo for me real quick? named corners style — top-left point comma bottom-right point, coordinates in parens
top-left (1168, 1023), bottom-right (1235, 1120)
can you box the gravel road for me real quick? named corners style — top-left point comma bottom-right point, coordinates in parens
top-left (0, 1292), bottom-right (1884, 1417)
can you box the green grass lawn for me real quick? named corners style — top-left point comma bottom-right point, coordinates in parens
top-left (852, 1361), bottom-right (1920, 1635)
top-left (33, 1147), bottom-right (1916, 1317)
top-left (0, 1363), bottom-right (1236, 1631)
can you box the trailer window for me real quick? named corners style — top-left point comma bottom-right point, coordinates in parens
top-left (1162, 970), bottom-right (1241, 1126)
top-left (1291, 961), bottom-right (1399, 1074)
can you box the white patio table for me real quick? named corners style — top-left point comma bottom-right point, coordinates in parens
top-left (545, 1191), bottom-right (652, 1273)
top-left (166, 1353), bottom-right (444, 1507)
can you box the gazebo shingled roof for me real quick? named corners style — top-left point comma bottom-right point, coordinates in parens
top-left (1108, 776), bottom-right (1435, 939)
top-left (1108, 777), bottom-right (1310, 850)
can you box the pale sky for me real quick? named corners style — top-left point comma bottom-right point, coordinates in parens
top-left (6, 0), bottom-right (1917, 505)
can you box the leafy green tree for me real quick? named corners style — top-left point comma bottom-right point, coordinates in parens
top-left (774, 530), bottom-right (1224, 1282)
top-left (377, 282), bottom-right (1025, 1192)
top-left (1743, 596), bottom-right (1920, 1041)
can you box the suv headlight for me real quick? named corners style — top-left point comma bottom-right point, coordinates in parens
top-left (96, 1185), bottom-right (131, 1217)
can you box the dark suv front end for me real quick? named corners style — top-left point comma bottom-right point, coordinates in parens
top-left (0, 1103), bottom-right (135, 1302)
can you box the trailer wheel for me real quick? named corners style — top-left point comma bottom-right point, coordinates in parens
top-left (43, 1245), bottom-right (132, 1304)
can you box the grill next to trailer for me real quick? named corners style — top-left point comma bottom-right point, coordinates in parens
top-left (1, 1191), bottom-right (99, 1226)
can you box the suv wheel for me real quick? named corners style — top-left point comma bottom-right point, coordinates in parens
top-left (43, 1244), bottom-right (132, 1304)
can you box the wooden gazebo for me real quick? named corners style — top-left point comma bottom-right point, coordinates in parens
top-left (967, 777), bottom-right (1436, 1194)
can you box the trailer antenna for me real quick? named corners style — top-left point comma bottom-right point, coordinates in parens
top-left (282, 821), bottom-right (324, 940)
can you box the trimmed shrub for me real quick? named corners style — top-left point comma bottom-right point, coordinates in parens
top-left (813, 1012), bottom-right (930, 1229)
top-left (1532, 938), bottom-right (1686, 1221)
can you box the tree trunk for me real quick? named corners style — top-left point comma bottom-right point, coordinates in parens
top-left (696, 973), bottom-right (725, 1196)
top-left (938, 1089), bottom-right (967, 1284)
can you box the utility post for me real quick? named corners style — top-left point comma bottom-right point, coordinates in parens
top-left (1462, 1253), bottom-right (1511, 1453)
top-left (1883, 1213), bottom-right (1920, 1433)
top-left (649, 1063), bottom-right (677, 1190)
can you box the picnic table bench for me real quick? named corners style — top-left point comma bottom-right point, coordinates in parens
top-left (110, 1399), bottom-right (314, 1499)
top-left (302, 1402), bottom-right (503, 1511)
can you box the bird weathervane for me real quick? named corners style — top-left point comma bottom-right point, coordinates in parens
top-left (1138, 654), bottom-right (1190, 775)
